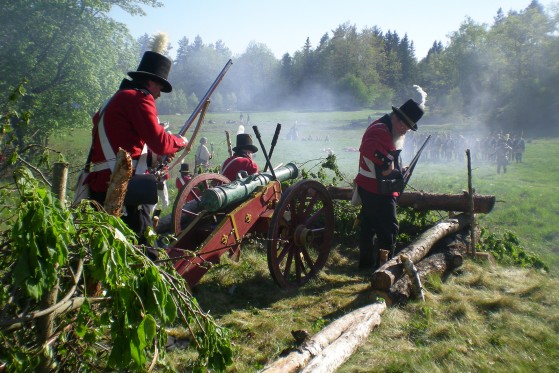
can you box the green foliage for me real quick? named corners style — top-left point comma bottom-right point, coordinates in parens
top-left (478, 228), bottom-right (548, 271)
top-left (0, 81), bottom-right (31, 163)
top-left (0, 0), bottom-right (141, 148)
top-left (0, 167), bottom-right (232, 371)
top-left (11, 168), bottom-right (72, 300)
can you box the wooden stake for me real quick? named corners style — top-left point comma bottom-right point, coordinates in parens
top-left (466, 149), bottom-right (477, 257)
top-left (37, 162), bottom-right (68, 371)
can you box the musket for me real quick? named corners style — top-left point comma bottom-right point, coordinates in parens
top-left (166, 99), bottom-right (211, 175)
top-left (402, 134), bottom-right (431, 190)
top-left (158, 59), bottom-right (233, 176)
top-left (178, 59), bottom-right (233, 137)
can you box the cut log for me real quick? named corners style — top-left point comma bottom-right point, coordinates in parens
top-left (104, 148), bottom-right (133, 216)
top-left (371, 213), bottom-right (470, 291)
top-left (327, 187), bottom-right (496, 213)
top-left (387, 248), bottom-right (464, 305)
top-left (300, 306), bottom-right (384, 373)
top-left (260, 302), bottom-right (386, 373)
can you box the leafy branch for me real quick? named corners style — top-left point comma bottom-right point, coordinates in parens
top-left (0, 167), bottom-right (232, 371)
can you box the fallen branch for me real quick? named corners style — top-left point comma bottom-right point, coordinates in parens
top-left (401, 254), bottom-right (425, 302)
top-left (260, 302), bottom-right (386, 373)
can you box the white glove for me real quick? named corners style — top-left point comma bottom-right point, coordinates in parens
top-left (178, 136), bottom-right (188, 146)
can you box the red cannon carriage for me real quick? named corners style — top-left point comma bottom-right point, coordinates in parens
top-left (165, 163), bottom-right (335, 289)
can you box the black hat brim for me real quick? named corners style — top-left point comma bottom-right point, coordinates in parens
top-left (392, 106), bottom-right (418, 131)
top-left (128, 71), bottom-right (173, 93)
top-left (232, 145), bottom-right (258, 153)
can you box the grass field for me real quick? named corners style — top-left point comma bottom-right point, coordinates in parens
top-left (49, 110), bottom-right (559, 372)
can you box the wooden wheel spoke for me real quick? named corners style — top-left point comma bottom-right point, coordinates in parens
top-left (283, 248), bottom-right (295, 278)
top-left (300, 246), bottom-right (315, 271)
top-left (294, 249), bottom-right (303, 280)
top-left (301, 192), bottom-right (320, 217)
top-left (305, 206), bottom-right (325, 226)
top-left (190, 189), bottom-right (203, 202)
top-left (277, 242), bottom-right (290, 263)
top-left (290, 200), bottom-right (301, 224)
top-left (180, 208), bottom-right (199, 218)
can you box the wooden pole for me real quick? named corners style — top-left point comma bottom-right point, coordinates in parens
top-left (37, 162), bottom-right (68, 371)
top-left (225, 130), bottom-right (233, 157)
top-left (51, 162), bottom-right (68, 202)
top-left (466, 149), bottom-right (477, 257)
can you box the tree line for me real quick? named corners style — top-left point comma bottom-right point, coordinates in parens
top-left (1, 0), bottom-right (558, 156)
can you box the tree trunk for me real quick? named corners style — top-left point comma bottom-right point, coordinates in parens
top-left (327, 187), bottom-right (496, 213)
top-left (104, 148), bottom-right (132, 216)
top-left (261, 302), bottom-right (386, 373)
top-left (371, 214), bottom-right (470, 291)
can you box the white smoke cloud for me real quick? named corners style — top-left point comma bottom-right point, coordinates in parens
top-left (413, 84), bottom-right (427, 110)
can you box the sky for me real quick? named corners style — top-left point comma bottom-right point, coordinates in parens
top-left (111, 0), bottom-right (557, 60)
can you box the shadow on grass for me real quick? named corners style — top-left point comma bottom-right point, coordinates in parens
top-left (191, 239), bottom-right (376, 319)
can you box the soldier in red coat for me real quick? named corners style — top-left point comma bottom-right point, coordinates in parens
top-left (175, 163), bottom-right (193, 189)
top-left (85, 51), bottom-right (187, 247)
top-left (221, 134), bottom-right (259, 181)
top-left (354, 99), bottom-right (424, 270)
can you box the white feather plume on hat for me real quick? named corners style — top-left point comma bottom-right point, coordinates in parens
top-left (150, 32), bottom-right (169, 55)
top-left (413, 84), bottom-right (427, 110)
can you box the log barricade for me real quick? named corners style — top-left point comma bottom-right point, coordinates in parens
top-left (370, 214), bottom-right (470, 292)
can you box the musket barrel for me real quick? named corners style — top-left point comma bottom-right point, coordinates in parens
top-left (201, 163), bottom-right (299, 212)
top-left (178, 59), bottom-right (233, 137)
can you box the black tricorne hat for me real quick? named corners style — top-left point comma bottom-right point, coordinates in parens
top-left (128, 51), bottom-right (173, 93)
top-left (392, 99), bottom-right (424, 131)
top-left (232, 134), bottom-right (258, 153)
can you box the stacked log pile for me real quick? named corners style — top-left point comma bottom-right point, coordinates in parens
top-left (371, 214), bottom-right (474, 306)
top-left (327, 186), bottom-right (495, 305)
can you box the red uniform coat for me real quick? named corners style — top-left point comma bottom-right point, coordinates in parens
top-left (354, 118), bottom-right (399, 196)
top-left (221, 154), bottom-right (258, 181)
top-left (87, 88), bottom-right (186, 193)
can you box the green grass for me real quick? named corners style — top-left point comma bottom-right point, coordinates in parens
top-left (48, 111), bottom-right (559, 372)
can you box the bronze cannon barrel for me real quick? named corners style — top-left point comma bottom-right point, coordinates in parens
top-left (201, 162), bottom-right (299, 212)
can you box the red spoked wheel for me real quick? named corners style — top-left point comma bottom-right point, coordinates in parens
top-left (267, 179), bottom-right (334, 288)
top-left (171, 173), bottom-right (230, 235)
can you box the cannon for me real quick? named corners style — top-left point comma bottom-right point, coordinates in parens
top-left (166, 163), bottom-right (335, 289)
